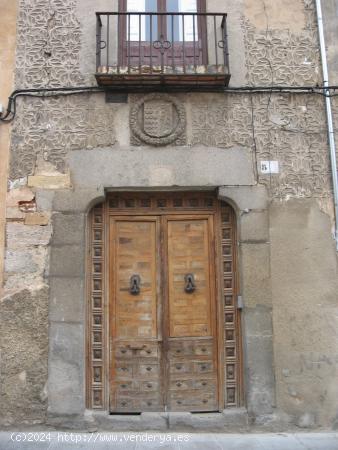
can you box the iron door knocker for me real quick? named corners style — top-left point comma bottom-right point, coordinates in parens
top-left (184, 273), bottom-right (196, 293)
top-left (130, 274), bottom-right (141, 295)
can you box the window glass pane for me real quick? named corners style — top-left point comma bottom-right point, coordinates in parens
top-left (127, 0), bottom-right (158, 41)
top-left (166, 0), bottom-right (180, 11)
top-left (167, 0), bottom-right (198, 42)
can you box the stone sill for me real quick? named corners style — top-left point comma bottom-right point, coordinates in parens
top-left (47, 408), bottom-right (249, 432)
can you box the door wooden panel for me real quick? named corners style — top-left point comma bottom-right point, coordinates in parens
top-left (109, 217), bottom-right (163, 412)
top-left (114, 219), bottom-right (157, 338)
top-left (167, 217), bottom-right (213, 337)
top-left (165, 215), bottom-right (218, 412)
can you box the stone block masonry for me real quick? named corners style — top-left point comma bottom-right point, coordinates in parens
top-left (1, 0), bottom-right (338, 432)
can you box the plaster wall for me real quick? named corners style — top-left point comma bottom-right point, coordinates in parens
top-left (1, 0), bottom-right (338, 431)
top-left (270, 199), bottom-right (338, 428)
top-left (0, 1), bottom-right (17, 292)
top-left (322, 0), bottom-right (338, 164)
top-left (244, 0), bottom-right (306, 32)
top-left (322, 0), bottom-right (338, 85)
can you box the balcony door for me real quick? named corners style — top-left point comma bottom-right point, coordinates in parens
top-left (119, 0), bottom-right (207, 68)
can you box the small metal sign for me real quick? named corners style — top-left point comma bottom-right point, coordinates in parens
top-left (260, 161), bottom-right (279, 174)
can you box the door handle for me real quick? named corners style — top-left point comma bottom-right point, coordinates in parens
top-left (184, 273), bottom-right (196, 293)
top-left (130, 274), bottom-right (141, 295)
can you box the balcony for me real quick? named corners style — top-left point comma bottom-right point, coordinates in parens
top-left (95, 12), bottom-right (230, 91)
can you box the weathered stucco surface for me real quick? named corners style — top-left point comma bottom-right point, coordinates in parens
top-left (0, 0), bottom-right (17, 291)
top-left (322, 0), bottom-right (338, 86)
top-left (1, 0), bottom-right (338, 430)
top-left (0, 205), bottom-right (51, 426)
top-left (0, 288), bottom-right (48, 426)
top-left (244, 0), bottom-right (306, 32)
top-left (270, 199), bottom-right (338, 428)
top-left (323, 0), bottom-right (338, 164)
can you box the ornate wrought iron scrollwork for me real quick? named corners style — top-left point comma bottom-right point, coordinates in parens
top-left (184, 273), bottom-right (196, 293)
top-left (96, 40), bottom-right (106, 55)
top-left (153, 34), bottom-right (172, 54)
top-left (130, 274), bottom-right (141, 295)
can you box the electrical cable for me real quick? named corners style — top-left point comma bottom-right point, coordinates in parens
top-left (1, 84), bottom-right (338, 123)
top-left (0, 87), bottom-right (105, 123)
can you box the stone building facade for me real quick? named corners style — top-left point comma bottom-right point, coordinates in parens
top-left (0, 0), bottom-right (338, 431)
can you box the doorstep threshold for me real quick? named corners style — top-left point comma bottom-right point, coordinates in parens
top-left (89, 408), bottom-right (249, 432)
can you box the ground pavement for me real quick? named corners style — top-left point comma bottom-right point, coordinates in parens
top-left (0, 432), bottom-right (337, 450)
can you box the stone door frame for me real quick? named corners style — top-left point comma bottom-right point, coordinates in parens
top-left (47, 185), bottom-right (275, 426)
top-left (86, 191), bottom-right (243, 413)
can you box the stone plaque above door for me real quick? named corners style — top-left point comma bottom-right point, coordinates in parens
top-left (130, 93), bottom-right (186, 146)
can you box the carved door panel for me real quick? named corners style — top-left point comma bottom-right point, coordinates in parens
top-left (164, 215), bottom-right (219, 411)
top-left (109, 217), bottom-right (163, 413)
top-left (109, 212), bottom-right (219, 413)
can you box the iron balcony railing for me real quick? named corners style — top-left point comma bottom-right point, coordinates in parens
top-left (95, 11), bottom-right (229, 86)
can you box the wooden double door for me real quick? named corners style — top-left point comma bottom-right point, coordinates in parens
top-left (109, 212), bottom-right (220, 413)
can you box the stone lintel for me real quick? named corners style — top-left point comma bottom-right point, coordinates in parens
top-left (68, 146), bottom-right (256, 189)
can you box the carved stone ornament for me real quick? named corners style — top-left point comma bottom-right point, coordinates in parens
top-left (130, 94), bottom-right (186, 146)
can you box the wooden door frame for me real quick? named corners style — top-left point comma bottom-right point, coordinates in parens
top-left (214, 202), bottom-right (225, 410)
top-left (86, 192), bottom-right (242, 412)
